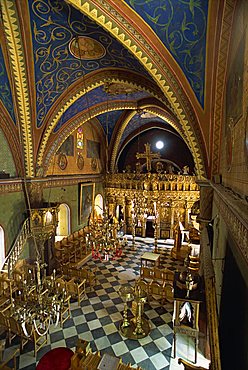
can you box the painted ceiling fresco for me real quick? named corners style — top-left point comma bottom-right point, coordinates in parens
top-left (97, 110), bottom-right (124, 143)
top-left (28, 0), bottom-right (151, 128)
top-left (124, 0), bottom-right (209, 107)
top-left (54, 86), bottom-right (150, 133)
top-left (119, 114), bottom-right (168, 147)
top-left (0, 46), bottom-right (15, 123)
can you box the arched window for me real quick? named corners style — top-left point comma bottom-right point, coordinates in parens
top-left (94, 194), bottom-right (103, 217)
top-left (56, 203), bottom-right (71, 241)
top-left (0, 226), bottom-right (5, 270)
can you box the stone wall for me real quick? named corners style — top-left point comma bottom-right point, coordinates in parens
top-left (219, 0), bottom-right (248, 198)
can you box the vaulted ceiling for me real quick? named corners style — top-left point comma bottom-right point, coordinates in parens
top-left (0, 0), bottom-right (235, 178)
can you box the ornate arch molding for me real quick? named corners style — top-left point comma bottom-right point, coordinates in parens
top-left (0, 103), bottom-right (22, 176)
top-left (1, 0), bottom-right (34, 177)
top-left (38, 68), bottom-right (172, 168)
top-left (116, 121), bottom-right (183, 172)
top-left (42, 100), bottom-right (138, 175)
top-left (109, 104), bottom-right (191, 173)
top-left (65, 0), bottom-right (206, 178)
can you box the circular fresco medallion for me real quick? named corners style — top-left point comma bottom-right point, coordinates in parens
top-left (91, 158), bottom-right (97, 171)
top-left (69, 36), bottom-right (106, 60)
top-left (77, 154), bottom-right (84, 170)
top-left (104, 82), bottom-right (139, 95)
top-left (58, 153), bottom-right (67, 170)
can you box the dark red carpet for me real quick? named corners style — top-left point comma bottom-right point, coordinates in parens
top-left (36, 347), bottom-right (74, 370)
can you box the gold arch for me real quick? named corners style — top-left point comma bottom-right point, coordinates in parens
top-left (109, 106), bottom-right (188, 173)
top-left (38, 70), bottom-right (170, 168)
top-left (42, 101), bottom-right (138, 174)
top-left (37, 70), bottom-right (167, 167)
top-left (1, 0), bottom-right (34, 176)
top-left (65, 0), bottom-right (205, 178)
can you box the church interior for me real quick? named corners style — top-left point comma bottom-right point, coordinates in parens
top-left (0, 1), bottom-right (247, 369)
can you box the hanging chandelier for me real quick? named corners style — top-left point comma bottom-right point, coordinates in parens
top-left (10, 262), bottom-right (67, 338)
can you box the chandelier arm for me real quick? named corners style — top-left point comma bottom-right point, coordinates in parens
top-left (33, 317), bottom-right (51, 337)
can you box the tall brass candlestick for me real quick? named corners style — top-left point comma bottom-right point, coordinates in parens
top-left (154, 216), bottom-right (159, 254)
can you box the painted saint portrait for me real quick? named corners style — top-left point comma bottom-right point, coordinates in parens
top-left (57, 135), bottom-right (74, 156)
top-left (69, 36), bottom-right (106, 60)
top-left (79, 183), bottom-right (95, 224)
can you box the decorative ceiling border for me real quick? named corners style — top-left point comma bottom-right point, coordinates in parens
top-left (109, 105), bottom-right (188, 173)
top-left (0, 104), bottom-right (22, 176)
top-left (37, 69), bottom-right (171, 168)
top-left (1, 0), bottom-right (34, 177)
top-left (42, 100), bottom-right (138, 175)
top-left (211, 0), bottom-right (236, 176)
top-left (37, 81), bottom-right (102, 167)
top-left (0, 174), bottom-right (103, 193)
top-left (65, 0), bottom-right (206, 178)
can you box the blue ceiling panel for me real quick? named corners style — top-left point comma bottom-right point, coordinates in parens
top-left (120, 114), bottom-right (166, 147)
top-left (97, 110), bottom-right (124, 142)
top-left (124, 0), bottom-right (209, 107)
top-left (29, 0), bottom-right (151, 128)
top-left (0, 46), bottom-right (16, 124)
top-left (54, 86), bottom-right (150, 132)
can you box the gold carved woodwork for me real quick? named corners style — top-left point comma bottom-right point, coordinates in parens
top-left (27, 183), bottom-right (44, 207)
top-left (136, 143), bottom-right (161, 172)
top-left (105, 173), bottom-right (199, 238)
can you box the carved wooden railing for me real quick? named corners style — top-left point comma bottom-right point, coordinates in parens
top-left (2, 218), bottom-right (31, 275)
top-left (213, 184), bottom-right (248, 266)
top-left (202, 227), bottom-right (221, 370)
top-left (105, 173), bottom-right (199, 191)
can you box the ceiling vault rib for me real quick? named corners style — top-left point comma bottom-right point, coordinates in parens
top-left (1, 0), bottom-right (34, 177)
top-left (42, 100), bottom-right (138, 174)
top-left (37, 71), bottom-right (168, 168)
top-left (65, 0), bottom-right (206, 178)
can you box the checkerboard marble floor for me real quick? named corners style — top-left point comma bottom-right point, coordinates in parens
top-left (3, 238), bottom-right (208, 370)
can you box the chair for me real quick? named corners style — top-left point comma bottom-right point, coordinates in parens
top-left (66, 279), bottom-right (86, 306)
top-left (77, 268), bottom-right (96, 289)
top-left (148, 281), bottom-right (166, 304)
top-left (61, 264), bottom-right (70, 277)
top-left (178, 358), bottom-right (209, 370)
top-left (0, 339), bottom-right (6, 362)
top-left (30, 321), bottom-right (49, 357)
top-left (53, 277), bottom-right (71, 326)
top-left (134, 280), bottom-right (149, 298)
top-left (79, 352), bottom-right (101, 369)
top-left (139, 266), bottom-right (153, 283)
top-left (59, 294), bottom-right (71, 327)
top-left (54, 241), bottom-right (67, 264)
top-left (0, 277), bottom-right (13, 308)
top-left (7, 316), bottom-right (29, 351)
top-left (163, 269), bottom-right (174, 283)
top-left (164, 282), bottom-right (174, 303)
top-left (0, 347), bottom-right (19, 370)
top-left (153, 268), bottom-right (164, 283)
top-left (12, 271), bottom-right (24, 290)
top-left (0, 313), bottom-right (10, 344)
